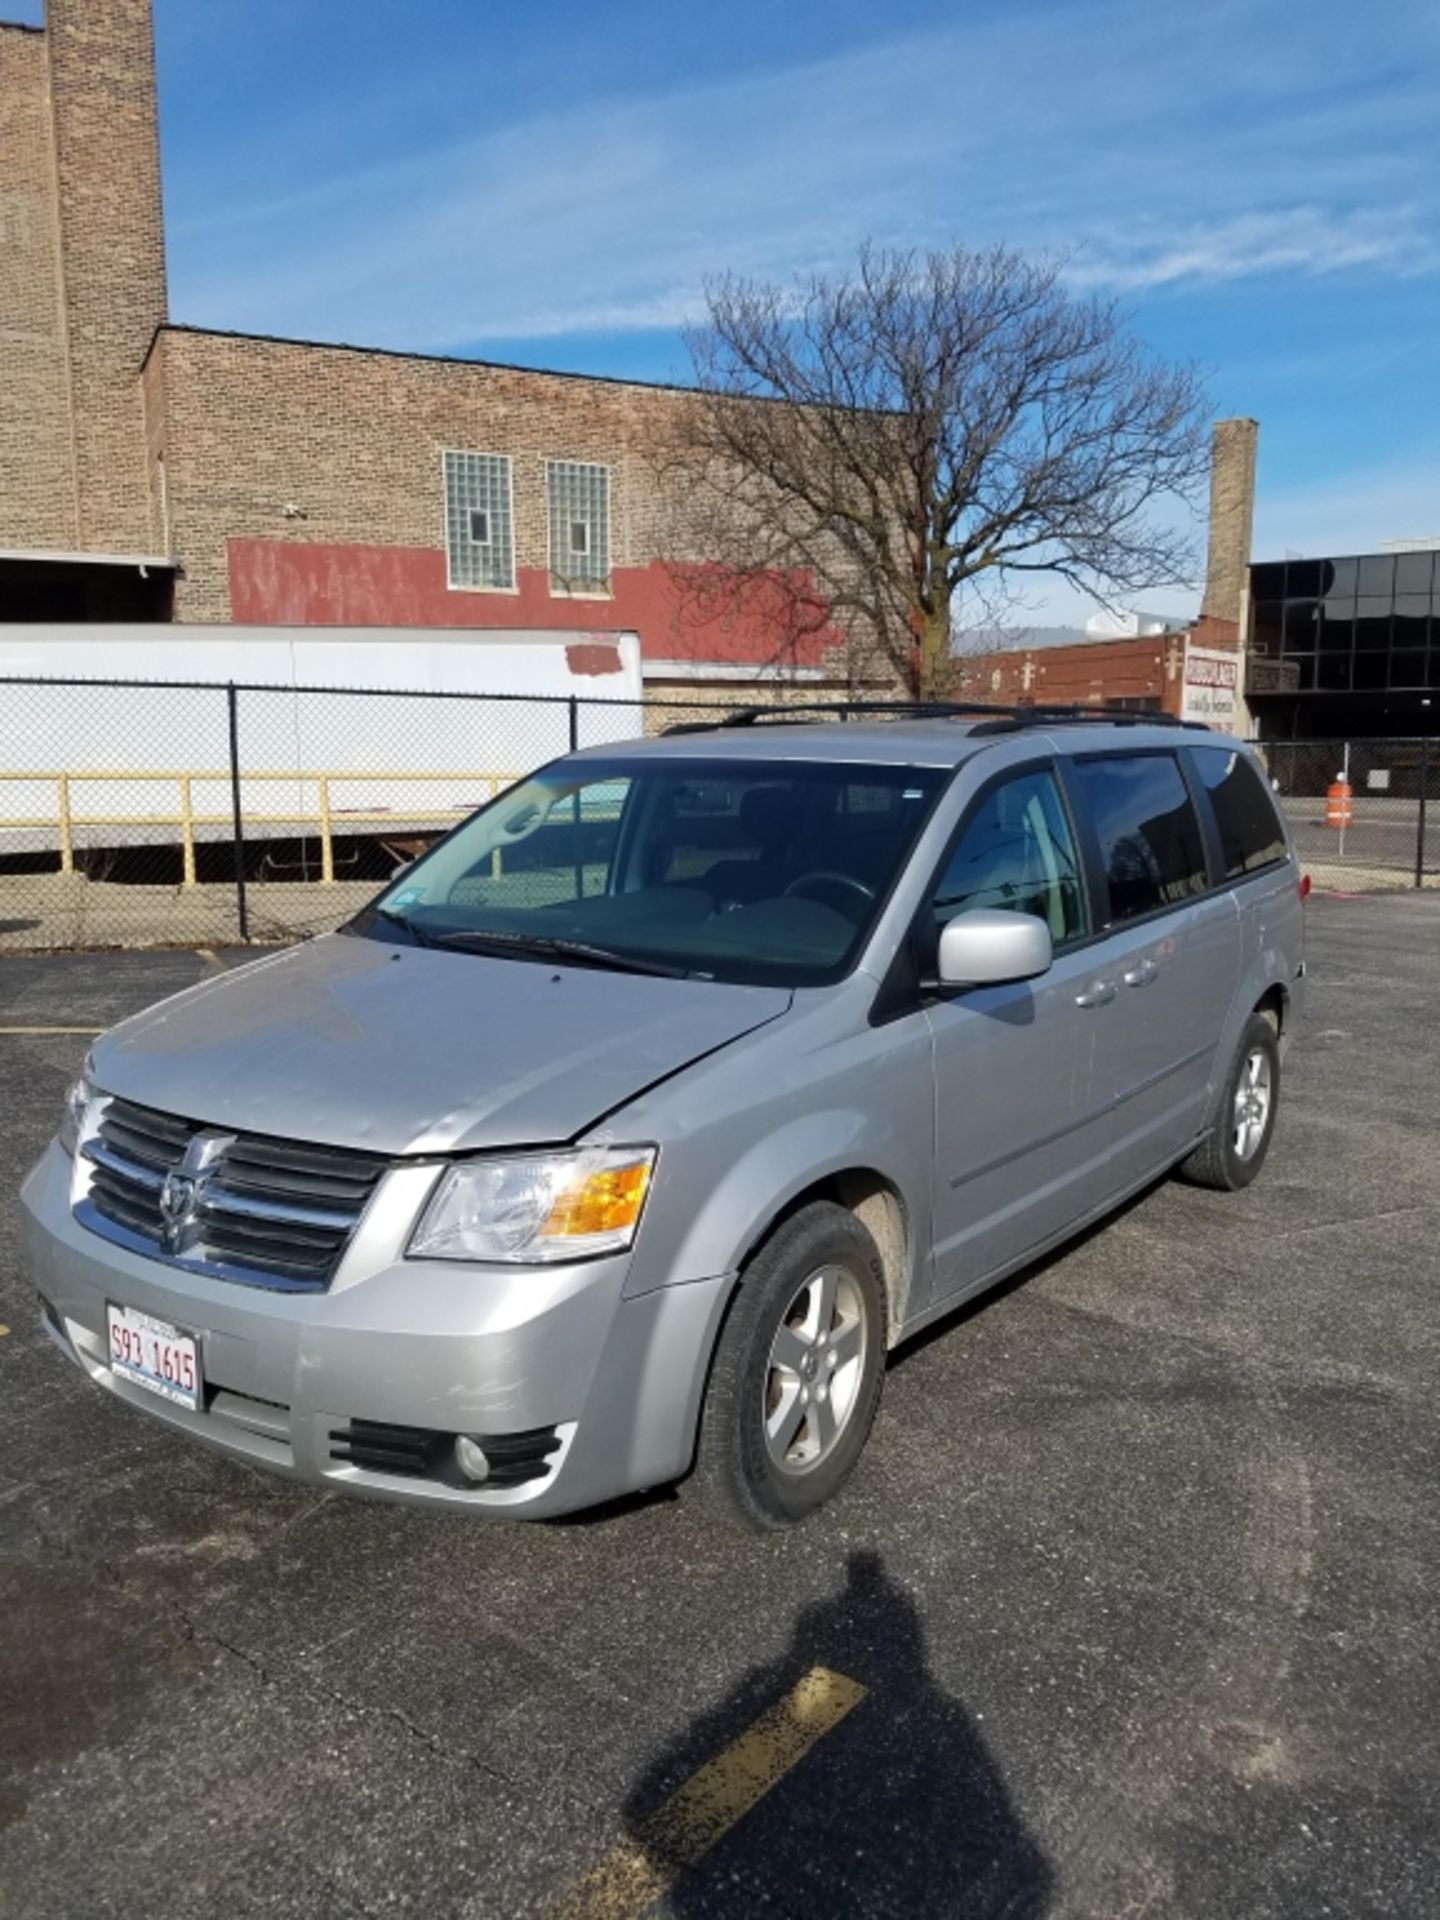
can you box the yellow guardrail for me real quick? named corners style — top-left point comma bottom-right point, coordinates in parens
top-left (0, 769), bottom-right (521, 886)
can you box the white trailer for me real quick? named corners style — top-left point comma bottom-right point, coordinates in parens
top-left (0, 625), bottom-right (645, 876)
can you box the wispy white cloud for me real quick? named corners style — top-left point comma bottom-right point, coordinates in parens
top-left (167, 0), bottom-right (1440, 349)
top-left (1067, 207), bottom-right (1437, 292)
top-left (1254, 463), bottom-right (1440, 561)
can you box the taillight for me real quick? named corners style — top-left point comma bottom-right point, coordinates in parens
top-left (1298, 872), bottom-right (1312, 902)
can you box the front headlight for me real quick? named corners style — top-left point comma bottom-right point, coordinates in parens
top-left (58, 1072), bottom-right (94, 1156)
top-left (408, 1146), bottom-right (656, 1264)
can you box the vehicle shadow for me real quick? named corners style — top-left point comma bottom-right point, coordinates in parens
top-left (617, 1548), bottom-right (1052, 1918)
top-left (888, 1172), bottom-right (1170, 1375)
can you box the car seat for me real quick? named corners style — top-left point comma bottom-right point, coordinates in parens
top-left (701, 786), bottom-right (801, 906)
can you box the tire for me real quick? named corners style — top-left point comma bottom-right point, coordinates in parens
top-left (1179, 1011), bottom-right (1281, 1191)
top-left (687, 1200), bottom-right (887, 1530)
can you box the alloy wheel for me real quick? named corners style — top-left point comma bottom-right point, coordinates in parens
top-left (762, 1263), bottom-right (869, 1475)
top-left (1232, 1047), bottom-right (1272, 1161)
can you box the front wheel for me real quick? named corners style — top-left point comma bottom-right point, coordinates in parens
top-left (1179, 1012), bottom-right (1281, 1191)
top-left (686, 1201), bottom-right (887, 1530)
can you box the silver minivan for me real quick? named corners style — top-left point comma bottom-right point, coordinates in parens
top-left (21, 708), bottom-right (1305, 1528)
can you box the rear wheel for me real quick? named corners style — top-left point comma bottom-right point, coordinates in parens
top-left (687, 1201), bottom-right (886, 1530)
top-left (1179, 1011), bottom-right (1281, 1191)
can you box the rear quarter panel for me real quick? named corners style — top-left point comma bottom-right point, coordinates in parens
top-left (1221, 860), bottom-right (1304, 1068)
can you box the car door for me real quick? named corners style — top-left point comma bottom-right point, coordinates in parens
top-left (1062, 749), bottom-right (1240, 1190)
top-left (924, 762), bottom-right (1114, 1302)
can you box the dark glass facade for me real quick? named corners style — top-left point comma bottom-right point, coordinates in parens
top-left (1248, 548), bottom-right (1440, 737)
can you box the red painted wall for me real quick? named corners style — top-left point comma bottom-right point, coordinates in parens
top-left (226, 539), bottom-right (841, 668)
top-left (955, 635), bottom-right (1186, 712)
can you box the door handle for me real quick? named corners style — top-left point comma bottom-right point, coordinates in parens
top-left (1075, 980), bottom-right (1117, 1008)
top-left (1123, 960), bottom-right (1158, 988)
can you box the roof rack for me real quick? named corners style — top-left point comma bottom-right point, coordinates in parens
top-left (661, 699), bottom-right (1207, 737)
top-left (661, 700), bottom-right (995, 735)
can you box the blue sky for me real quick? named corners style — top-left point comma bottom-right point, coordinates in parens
top-left (16, 0), bottom-right (1439, 621)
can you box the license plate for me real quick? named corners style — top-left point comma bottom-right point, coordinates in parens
top-left (106, 1302), bottom-right (202, 1412)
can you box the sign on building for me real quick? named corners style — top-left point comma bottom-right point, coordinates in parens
top-left (1181, 643), bottom-right (1240, 728)
top-left (1245, 657), bottom-right (1301, 696)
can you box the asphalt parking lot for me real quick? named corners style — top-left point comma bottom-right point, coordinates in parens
top-left (2, 896), bottom-right (1438, 1919)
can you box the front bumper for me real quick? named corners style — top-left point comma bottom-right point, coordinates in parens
top-left (19, 1142), bottom-right (732, 1517)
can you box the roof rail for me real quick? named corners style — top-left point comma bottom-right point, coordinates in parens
top-left (965, 704), bottom-right (1205, 735)
top-left (661, 699), bottom-right (1207, 737)
top-left (660, 699), bottom-right (1010, 735)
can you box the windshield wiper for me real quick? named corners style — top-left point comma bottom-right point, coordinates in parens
top-left (370, 905), bottom-right (433, 946)
top-left (431, 928), bottom-right (689, 978)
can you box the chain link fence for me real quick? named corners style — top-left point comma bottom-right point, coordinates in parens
top-left (0, 676), bottom-right (833, 953)
top-left (3, 681), bottom-right (1436, 954)
top-left (1255, 737), bottom-right (1438, 893)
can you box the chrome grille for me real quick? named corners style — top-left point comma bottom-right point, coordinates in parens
top-left (79, 1096), bottom-right (389, 1291)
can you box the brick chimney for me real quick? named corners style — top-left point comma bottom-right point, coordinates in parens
top-left (1199, 417), bottom-right (1258, 634)
top-left (44, 0), bottom-right (168, 552)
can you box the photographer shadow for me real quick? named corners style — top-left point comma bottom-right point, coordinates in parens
top-left (618, 1548), bottom-right (1052, 1918)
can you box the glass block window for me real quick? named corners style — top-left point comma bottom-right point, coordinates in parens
top-left (444, 451), bottom-right (514, 589)
top-left (546, 460), bottom-right (611, 592)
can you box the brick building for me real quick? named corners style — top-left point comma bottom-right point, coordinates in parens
top-left (3, 0), bottom-right (1255, 714)
top-left (0, 0), bottom-right (855, 695)
top-left (140, 325), bottom-right (847, 679)
top-left (1, 1), bottom-right (167, 604)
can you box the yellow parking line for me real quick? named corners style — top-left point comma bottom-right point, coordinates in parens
top-left (0, 1026), bottom-right (103, 1036)
top-left (546, 1665), bottom-right (866, 1920)
top-left (196, 948), bottom-right (225, 975)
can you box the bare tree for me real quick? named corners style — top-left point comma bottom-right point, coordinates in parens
top-left (668, 244), bottom-right (1210, 698)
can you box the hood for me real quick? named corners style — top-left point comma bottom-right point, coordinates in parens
top-left (92, 933), bottom-right (792, 1156)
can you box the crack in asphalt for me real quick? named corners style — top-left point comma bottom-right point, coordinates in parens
top-left (20, 1514), bottom-right (595, 1823)
top-left (1027, 1284), bottom-right (1434, 1407)
top-left (164, 1594), bottom-right (496, 1766)
top-left (161, 1594), bottom-right (602, 1823)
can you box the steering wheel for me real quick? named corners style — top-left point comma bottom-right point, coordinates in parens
top-left (783, 870), bottom-right (877, 918)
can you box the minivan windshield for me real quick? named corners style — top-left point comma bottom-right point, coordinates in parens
top-left (348, 756), bottom-right (947, 987)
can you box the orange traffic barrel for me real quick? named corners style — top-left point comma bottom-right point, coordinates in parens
top-left (1324, 779), bottom-right (1354, 828)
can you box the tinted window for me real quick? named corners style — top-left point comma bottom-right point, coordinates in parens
top-left (1284, 600), bottom-right (1320, 654)
top-left (931, 769), bottom-right (1086, 945)
top-left (1394, 550), bottom-right (1434, 596)
top-left (1190, 747), bottom-right (1286, 878)
top-left (1072, 754), bottom-right (1208, 922)
top-left (1251, 600), bottom-right (1283, 654)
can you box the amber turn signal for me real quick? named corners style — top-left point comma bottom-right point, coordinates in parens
top-left (540, 1158), bottom-right (652, 1241)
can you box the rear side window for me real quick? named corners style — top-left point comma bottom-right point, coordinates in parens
top-left (1189, 746), bottom-right (1287, 878)
top-left (931, 768), bottom-right (1087, 945)
top-left (1071, 753), bottom-right (1208, 922)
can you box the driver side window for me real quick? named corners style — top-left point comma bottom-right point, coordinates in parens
top-left (931, 769), bottom-right (1086, 946)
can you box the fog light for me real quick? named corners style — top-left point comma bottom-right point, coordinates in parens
top-left (454, 1435), bottom-right (491, 1484)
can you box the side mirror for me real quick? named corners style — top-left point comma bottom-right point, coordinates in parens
top-left (935, 909), bottom-right (1053, 988)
